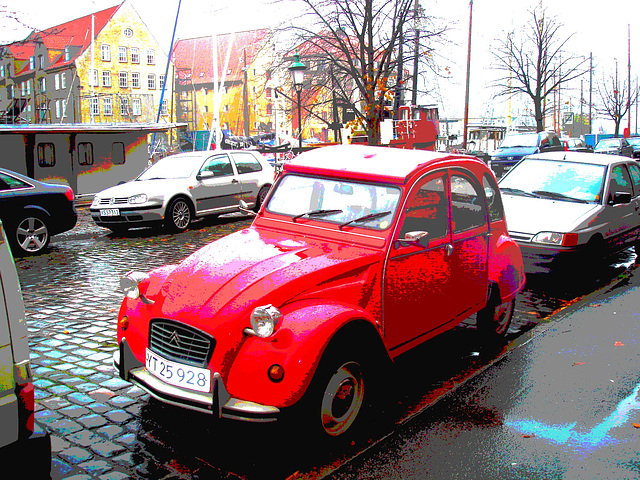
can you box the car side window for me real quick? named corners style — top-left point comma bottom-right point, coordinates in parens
top-left (232, 152), bottom-right (263, 174)
top-left (451, 174), bottom-right (487, 232)
top-left (550, 134), bottom-right (561, 147)
top-left (201, 154), bottom-right (234, 177)
top-left (399, 174), bottom-right (448, 240)
top-left (627, 163), bottom-right (640, 197)
top-left (609, 165), bottom-right (633, 198)
top-left (0, 172), bottom-right (30, 191)
top-left (482, 173), bottom-right (504, 222)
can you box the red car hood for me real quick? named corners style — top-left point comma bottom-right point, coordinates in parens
top-left (155, 227), bottom-right (381, 324)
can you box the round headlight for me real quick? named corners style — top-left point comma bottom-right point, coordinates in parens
top-left (129, 194), bottom-right (148, 204)
top-left (119, 271), bottom-right (150, 299)
top-left (250, 305), bottom-right (282, 338)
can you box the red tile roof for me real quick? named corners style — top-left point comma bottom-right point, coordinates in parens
top-left (174, 29), bottom-right (270, 85)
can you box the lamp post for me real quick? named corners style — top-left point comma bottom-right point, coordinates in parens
top-left (288, 53), bottom-right (307, 149)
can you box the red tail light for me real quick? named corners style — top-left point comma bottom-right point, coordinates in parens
top-left (64, 186), bottom-right (75, 202)
top-left (16, 381), bottom-right (35, 438)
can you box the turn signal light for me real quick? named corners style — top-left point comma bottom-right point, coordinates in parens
top-left (562, 233), bottom-right (579, 247)
top-left (268, 364), bottom-right (285, 383)
top-left (118, 316), bottom-right (130, 331)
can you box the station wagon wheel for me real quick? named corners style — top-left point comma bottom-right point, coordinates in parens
top-left (166, 197), bottom-right (192, 232)
top-left (254, 186), bottom-right (270, 213)
top-left (477, 295), bottom-right (515, 341)
top-left (14, 214), bottom-right (50, 255)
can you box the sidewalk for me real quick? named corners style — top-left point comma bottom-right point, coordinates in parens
top-left (331, 266), bottom-right (640, 480)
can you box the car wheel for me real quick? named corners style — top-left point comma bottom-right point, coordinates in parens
top-left (254, 186), bottom-right (270, 213)
top-left (477, 295), bottom-right (514, 341)
top-left (14, 214), bottom-right (50, 255)
top-left (166, 198), bottom-right (192, 232)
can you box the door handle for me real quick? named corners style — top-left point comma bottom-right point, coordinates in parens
top-left (445, 244), bottom-right (454, 256)
top-left (232, 179), bottom-right (239, 184)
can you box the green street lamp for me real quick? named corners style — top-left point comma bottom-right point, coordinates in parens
top-left (288, 53), bottom-right (307, 149)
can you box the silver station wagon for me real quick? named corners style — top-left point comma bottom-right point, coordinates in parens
top-left (499, 151), bottom-right (640, 273)
top-left (90, 150), bottom-right (274, 234)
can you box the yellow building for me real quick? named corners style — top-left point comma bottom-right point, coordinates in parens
top-left (0, 1), bottom-right (172, 125)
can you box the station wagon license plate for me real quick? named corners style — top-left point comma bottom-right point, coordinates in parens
top-left (145, 349), bottom-right (211, 393)
top-left (100, 209), bottom-right (120, 217)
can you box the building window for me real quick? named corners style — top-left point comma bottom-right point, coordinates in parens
top-left (77, 142), bottom-right (94, 165)
top-left (60, 74), bottom-right (66, 89)
top-left (266, 104), bottom-right (272, 115)
top-left (146, 49), bottom-right (155, 65)
top-left (131, 72), bottom-right (140, 88)
top-left (130, 47), bottom-right (139, 64)
top-left (101, 44), bottom-right (111, 61)
top-left (0, 65), bottom-right (4, 77)
top-left (89, 69), bottom-right (99, 87)
top-left (90, 97), bottom-right (99, 116)
top-left (21, 82), bottom-right (26, 97)
top-left (29, 56), bottom-right (35, 70)
top-left (112, 142), bottom-right (125, 165)
top-left (38, 78), bottom-right (46, 93)
top-left (64, 46), bottom-right (70, 62)
top-left (54, 74), bottom-right (60, 90)
top-left (55, 100), bottom-right (61, 118)
top-left (102, 71), bottom-right (111, 87)
top-left (38, 55), bottom-right (44, 69)
top-left (103, 97), bottom-right (112, 116)
top-left (147, 74), bottom-right (156, 89)
top-left (123, 27), bottom-right (133, 37)
top-left (132, 97), bottom-right (141, 116)
top-left (61, 99), bottom-right (67, 118)
top-left (119, 72), bottom-right (128, 88)
top-left (37, 143), bottom-right (56, 167)
top-left (120, 97), bottom-right (129, 116)
top-left (118, 46), bottom-right (127, 63)
top-left (26, 80), bottom-right (31, 95)
top-left (160, 99), bottom-right (168, 116)
top-left (159, 74), bottom-right (165, 90)
top-left (7, 85), bottom-right (13, 99)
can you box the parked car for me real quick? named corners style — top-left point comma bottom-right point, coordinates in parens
top-left (0, 220), bottom-right (51, 474)
top-left (489, 131), bottom-right (563, 177)
top-left (562, 138), bottom-right (592, 152)
top-left (90, 150), bottom-right (274, 233)
top-left (0, 167), bottom-right (77, 256)
top-left (593, 137), bottom-right (634, 158)
top-left (114, 145), bottom-right (525, 440)
top-left (499, 151), bottom-right (640, 273)
top-left (626, 137), bottom-right (640, 158)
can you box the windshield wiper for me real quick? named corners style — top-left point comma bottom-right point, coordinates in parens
top-left (500, 187), bottom-right (538, 198)
top-left (292, 209), bottom-right (343, 221)
top-left (339, 211), bottom-right (392, 229)
top-left (532, 190), bottom-right (589, 203)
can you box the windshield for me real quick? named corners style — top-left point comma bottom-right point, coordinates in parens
top-left (595, 139), bottom-right (620, 149)
top-left (267, 174), bottom-right (401, 230)
top-left (500, 133), bottom-right (539, 148)
top-left (137, 156), bottom-right (202, 180)
top-left (499, 158), bottom-right (606, 203)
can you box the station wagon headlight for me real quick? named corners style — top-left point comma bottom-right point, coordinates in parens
top-left (119, 271), bottom-right (150, 300)
top-left (249, 305), bottom-right (282, 338)
top-left (532, 232), bottom-right (578, 247)
top-left (128, 194), bottom-right (148, 204)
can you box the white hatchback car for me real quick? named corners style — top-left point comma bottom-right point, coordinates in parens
top-left (499, 151), bottom-right (640, 273)
top-left (90, 150), bottom-right (274, 233)
top-left (0, 220), bottom-right (51, 474)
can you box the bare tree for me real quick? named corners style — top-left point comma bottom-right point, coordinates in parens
top-left (597, 65), bottom-right (638, 137)
top-left (275, 0), bottom-right (447, 145)
top-left (492, 8), bottom-right (588, 133)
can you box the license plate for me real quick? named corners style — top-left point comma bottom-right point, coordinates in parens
top-left (145, 349), bottom-right (211, 393)
top-left (100, 208), bottom-right (120, 217)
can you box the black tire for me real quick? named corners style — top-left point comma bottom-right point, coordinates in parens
top-left (13, 213), bottom-right (50, 255)
top-left (165, 197), bottom-right (192, 232)
top-left (254, 186), bottom-right (270, 213)
top-left (477, 295), bottom-right (515, 342)
top-left (301, 343), bottom-right (369, 440)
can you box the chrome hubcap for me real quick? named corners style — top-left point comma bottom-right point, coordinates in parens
top-left (172, 201), bottom-right (190, 229)
top-left (320, 361), bottom-right (364, 436)
top-left (16, 217), bottom-right (48, 252)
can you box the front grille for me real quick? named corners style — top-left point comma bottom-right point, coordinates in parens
top-left (508, 231), bottom-right (534, 243)
top-left (97, 197), bottom-right (130, 205)
top-left (149, 319), bottom-right (215, 367)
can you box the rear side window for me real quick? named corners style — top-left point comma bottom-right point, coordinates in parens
top-left (0, 172), bottom-right (31, 190)
top-left (626, 163), bottom-right (640, 197)
top-left (451, 174), bottom-right (486, 232)
top-left (232, 152), bottom-right (263, 174)
top-left (482, 173), bottom-right (504, 222)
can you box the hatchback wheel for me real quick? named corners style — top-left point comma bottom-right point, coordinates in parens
top-left (166, 198), bottom-right (192, 232)
top-left (254, 186), bottom-right (270, 213)
top-left (14, 214), bottom-right (50, 255)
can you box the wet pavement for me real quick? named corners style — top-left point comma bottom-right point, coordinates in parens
top-left (15, 206), bottom-right (638, 479)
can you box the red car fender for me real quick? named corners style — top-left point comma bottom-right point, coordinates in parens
top-left (224, 300), bottom-right (381, 409)
top-left (489, 231), bottom-right (526, 301)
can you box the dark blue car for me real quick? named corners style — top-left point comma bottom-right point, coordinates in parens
top-left (489, 131), bottom-right (563, 177)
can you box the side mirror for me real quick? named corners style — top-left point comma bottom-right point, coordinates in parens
top-left (197, 170), bottom-right (215, 181)
top-left (610, 191), bottom-right (632, 206)
top-left (396, 231), bottom-right (429, 248)
top-left (238, 199), bottom-right (257, 216)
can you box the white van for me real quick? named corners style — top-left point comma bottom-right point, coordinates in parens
top-left (0, 220), bottom-right (51, 475)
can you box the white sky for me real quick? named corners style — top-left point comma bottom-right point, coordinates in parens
top-left (1, 0), bottom-right (639, 131)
